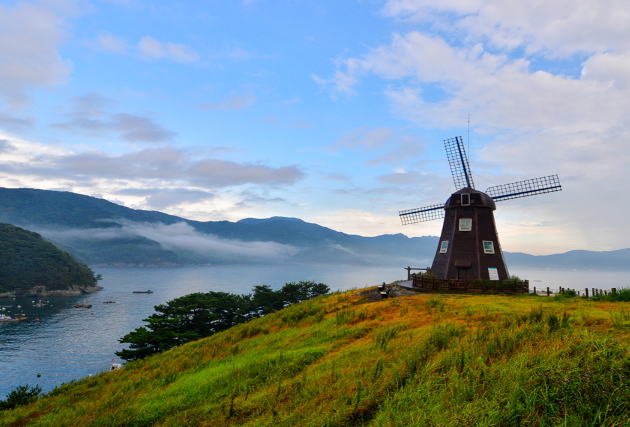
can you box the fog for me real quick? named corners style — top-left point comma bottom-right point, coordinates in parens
top-left (38, 220), bottom-right (301, 262)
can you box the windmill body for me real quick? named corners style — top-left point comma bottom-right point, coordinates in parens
top-left (400, 136), bottom-right (561, 282)
top-left (431, 187), bottom-right (509, 281)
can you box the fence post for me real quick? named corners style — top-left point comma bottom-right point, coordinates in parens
top-left (585, 288), bottom-right (589, 298)
top-left (533, 286), bottom-right (536, 295)
top-left (547, 287), bottom-right (550, 296)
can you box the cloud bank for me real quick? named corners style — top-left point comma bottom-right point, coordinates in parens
top-left (40, 220), bottom-right (301, 262)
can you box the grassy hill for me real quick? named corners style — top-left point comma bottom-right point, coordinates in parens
top-left (3, 289), bottom-right (630, 426)
top-left (0, 222), bottom-right (101, 296)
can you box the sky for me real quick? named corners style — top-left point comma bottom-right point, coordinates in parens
top-left (0, 0), bottom-right (629, 256)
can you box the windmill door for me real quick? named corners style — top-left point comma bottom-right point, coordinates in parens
top-left (455, 260), bottom-right (472, 280)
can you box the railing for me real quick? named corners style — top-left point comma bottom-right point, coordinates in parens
top-left (412, 275), bottom-right (529, 294)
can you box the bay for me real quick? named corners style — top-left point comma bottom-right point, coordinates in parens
top-left (0, 264), bottom-right (404, 399)
top-left (0, 264), bottom-right (627, 399)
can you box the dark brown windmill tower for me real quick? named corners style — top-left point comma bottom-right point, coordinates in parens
top-left (400, 136), bottom-right (562, 281)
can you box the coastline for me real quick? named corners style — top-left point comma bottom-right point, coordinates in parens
top-left (0, 284), bottom-right (104, 298)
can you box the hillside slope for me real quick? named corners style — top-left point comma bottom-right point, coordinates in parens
top-left (0, 222), bottom-right (101, 297)
top-left (3, 289), bottom-right (630, 426)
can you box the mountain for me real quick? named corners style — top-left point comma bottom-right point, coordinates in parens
top-left (504, 249), bottom-right (630, 271)
top-left (0, 222), bottom-right (102, 297)
top-left (0, 188), bottom-right (436, 267)
top-left (0, 187), bottom-right (627, 270)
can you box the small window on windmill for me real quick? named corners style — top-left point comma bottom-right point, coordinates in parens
top-left (461, 193), bottom-right (470, 205)
top-left (440, 240), bottom-right (449, 253)
top-left (483, 241), bottom-right (495, 254)
top-left (459, 218), bottom-right (472, 231)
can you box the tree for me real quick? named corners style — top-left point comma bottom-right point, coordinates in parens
top-left (117, 282), bottom-right (330, 361)
top-left (279, 281), bottom-right (330, 306)
top-left (117, 292), bottom-right (251, 361)
top-left (0, 385), bottom-right (42, 410)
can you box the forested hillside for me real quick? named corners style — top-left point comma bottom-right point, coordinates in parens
top-left (0, 222), bottom-right (101, 296)
top-left (0, 187), bottom-right (437, 266)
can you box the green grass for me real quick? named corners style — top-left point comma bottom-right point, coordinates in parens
top-left (3, 291), bottom-right (630, 426)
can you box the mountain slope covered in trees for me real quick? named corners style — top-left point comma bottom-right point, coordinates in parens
top-left (0, 187), bottom-right (437, 266)
top-left (0, 222), bottom-right (101, 296)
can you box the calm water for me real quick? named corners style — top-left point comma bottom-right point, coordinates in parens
top-left (0, 264), bottom-right (404, 398)
top-left (0, 265), bottom-right (627, 399)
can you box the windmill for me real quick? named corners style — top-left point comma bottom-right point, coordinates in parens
top-left (400, 136), bottom-right (561, 281)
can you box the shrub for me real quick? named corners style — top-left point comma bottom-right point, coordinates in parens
top-left (0, 385), bottom-right (42, 410)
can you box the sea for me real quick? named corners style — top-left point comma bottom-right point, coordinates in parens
top-left (0, 264), bottom-right (628, 399)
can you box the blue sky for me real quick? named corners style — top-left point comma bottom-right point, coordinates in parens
top-left (1, 0), bottom-right (629, 255)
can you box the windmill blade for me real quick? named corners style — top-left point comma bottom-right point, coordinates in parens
top-left (445, 136), bottom-right (475, 190)
top-left (486, 174), bottom-right (562, 202)
top-left (399, 204), bottom-right (445, 225)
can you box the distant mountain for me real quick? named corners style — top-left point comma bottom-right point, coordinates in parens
top-left (0, 187), bottom-right (626, 270)
top-left (504, 249), bottom-right (630, 271)
top-left (0, 188), bottom-right (436, 267)
top-left (0, 222), bottom-right (102, 297)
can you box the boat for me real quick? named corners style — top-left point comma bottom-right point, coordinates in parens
top-left (73, 304), bottom-right (93, 308)
top-left (103, 301), bottom-right (116, 304)
top-left (133, 290), bottom-right (153, 294)
top-left (0, 314), bottom-right (19, 322)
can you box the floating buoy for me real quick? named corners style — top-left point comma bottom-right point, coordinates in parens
top-left (35, 318), bottom-right (40, 321)
top-left (37, 372), bottom-right (42, 378)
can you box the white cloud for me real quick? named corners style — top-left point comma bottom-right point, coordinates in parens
top-left (97, 33), bottom-right (128, 53)
top-left (53, 93), bottom-right (177, 142)
top-left (0, 133), bottom-right (305, 191)
top-left (38, 221), bottom-right (301, 261)
top-left (0, 2), bottom-right (72, 108)
top-left (119, 221), bottom-right (300, 260)
top-left (137, 36), bottom-right (200, 63)
top-left (382, 0), bottom-right (630, 56)
top-left (313, 208), bottom-right (440, 238)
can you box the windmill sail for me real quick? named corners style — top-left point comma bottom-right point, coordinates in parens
top-left (444, 136), bottom-right (475, 190)
top-left (399, 204), bottom-right (445, 225)
top-left (485, 174), bottom-right (562, 202)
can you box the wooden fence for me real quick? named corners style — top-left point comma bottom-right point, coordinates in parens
top-left (412, 275), bottom-right (529, 294)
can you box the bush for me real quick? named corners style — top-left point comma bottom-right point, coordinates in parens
top-left (0, 385), bottom-right (42, 410)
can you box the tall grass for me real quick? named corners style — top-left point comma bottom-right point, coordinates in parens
top-left (3, 289), bottom-right (630, 426)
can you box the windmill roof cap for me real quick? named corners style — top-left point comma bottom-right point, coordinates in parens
top-left (445, 187), bottom-right (496, 210)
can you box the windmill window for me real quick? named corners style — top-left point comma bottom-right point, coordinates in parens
top-left (440, 241), bottom-right (449, 253)
top-left (483, 241), bottom-right (495, 254)
top-left (459, 218), bottom-right (472, 231)
top-left (461, 194), bottom-right (470, 205)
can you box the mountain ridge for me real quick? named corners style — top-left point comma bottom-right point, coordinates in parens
top-left (0, 187), bottom-right (627, 270)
